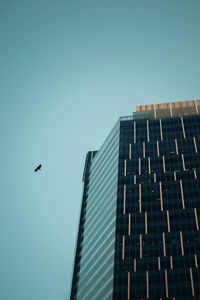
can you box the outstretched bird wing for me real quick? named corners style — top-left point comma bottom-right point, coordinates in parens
top-left (34, 164), bottom-right (42, 172)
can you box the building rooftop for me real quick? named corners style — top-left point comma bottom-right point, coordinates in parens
top-left (135, 99), bottom-right (200, 119)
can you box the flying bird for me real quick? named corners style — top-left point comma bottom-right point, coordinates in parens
top-left (34, 164), bottom-right (42, 172)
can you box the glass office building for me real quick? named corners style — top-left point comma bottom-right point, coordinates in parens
top-left (71, 100), bottom-right (200, 299)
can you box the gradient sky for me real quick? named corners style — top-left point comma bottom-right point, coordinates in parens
top-left (1, 1), bottom-right (200, 299)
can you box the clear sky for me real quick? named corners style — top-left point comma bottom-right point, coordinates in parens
top-left (1, 1), bottom-right (200, 299)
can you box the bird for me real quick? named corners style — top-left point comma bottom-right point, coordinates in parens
top-left (34, 164), bottom-right (42, 172)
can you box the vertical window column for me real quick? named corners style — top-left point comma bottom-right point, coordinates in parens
top-left (163, 233), bottom-right (166, 257)
top-left (123, 185), bottom-right (126, 214)
top-left (140, 234), bottom-right (142, 258)
top-left (127, 272), bottom-right (130, 300)
top-left (167, 210), bottom-right (170, 232)
top-left (175, 139), bottom-right (179, 155)
top-left (139, 184), bottom-right (141, 213)
top-left (128, 213), bottom-right (131, 236)
top-left (189, 268), bottom-right (195, 296)
top-left (154, 173), bottom-right (156, 183)
top-left (181, 117), bottom-right (186, 139)
top-left (162, 156), bottom-right (166, 173)
top-left (134, 121), bottom-right (136, 143)
top-left (170, 256), bottom-right (173, 269)
top-left (193, 137), bottom-right (198, 153)
top-left (146, 270), bottom-right (149, 299)
top-left (122, 235), bottom-right (125, 260)
top-left (181, 154), bottom-right (186, 171)
top-left (145, 212), bottom-right (148, 234)
top-left (129, 143), bottom-right (132, 159)
top-left (194, 208), bottom-right (199, 230)
top-left (157, 141), bottom-right (160, 156)
top-left (148, 157), bottom-right (151, 174)
top-left (194, 254), bottom-right (198, 268)
top-left (158, 257), bottom-right (161, 270)
top-left (165, 270), bottom-right (169, 298)
top-left (180, 231), bottom-right (184, 255)
top-left (147, 120), bottom-right (149, 142)
top-left (160, 119), bottom-right (163, 141)
top-left (124, 159), bottom-right (127, 176)
top-left (143, 142), bottom-right (145, 158)
top-left (134, 258), bottom-right (136, 272)
top-left (174, 171), bottom-right (177, 181)
top-left (139, 158), bottom-right (141, 175)
top-left (180, 180), bottom-right (185, 210)
top-left (160, 182), bottom-right (163, 211)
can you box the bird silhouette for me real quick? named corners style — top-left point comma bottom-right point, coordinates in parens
top-left (34, 164), bottom-right (42, 172)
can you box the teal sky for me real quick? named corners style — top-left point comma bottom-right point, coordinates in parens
top-left (1, 1), bottom-right (200, 299)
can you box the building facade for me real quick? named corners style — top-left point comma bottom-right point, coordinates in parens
top-left (71, 100), bottom-right (200, 299)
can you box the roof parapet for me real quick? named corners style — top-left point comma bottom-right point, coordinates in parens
top-left (135, 100), bottom-right (200, 119)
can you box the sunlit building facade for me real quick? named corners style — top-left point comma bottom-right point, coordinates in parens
top-left (71, 100), bottom-right (200, 299)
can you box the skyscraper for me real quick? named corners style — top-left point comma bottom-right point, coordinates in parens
top-left (70, 100), bottom-right (200, 300)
